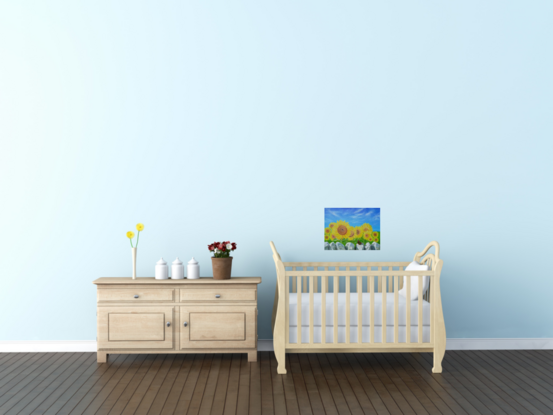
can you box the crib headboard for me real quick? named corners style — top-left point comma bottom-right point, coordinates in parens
top-left (413, 241), bottom-right (441, 270)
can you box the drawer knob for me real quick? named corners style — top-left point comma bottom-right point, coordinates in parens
top-left (183, 322), bottom-right (188, 327)
top-left (215, 294), bottom-right (221, 298)
top-left (134, 295), bottom-right (139, 299)
top-left (166, 322), bottom-right (171, 327)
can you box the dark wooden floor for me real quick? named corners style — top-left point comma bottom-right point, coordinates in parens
top-left (0, 351), bottom-right (552, 415)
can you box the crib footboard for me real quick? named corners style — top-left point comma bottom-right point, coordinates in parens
top-left (270, 241), bottom-right (445, 374)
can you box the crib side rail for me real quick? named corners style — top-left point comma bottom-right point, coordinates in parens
top-left (284, 267), bottom-right (438, 349)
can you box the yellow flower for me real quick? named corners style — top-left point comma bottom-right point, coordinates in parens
top-left (126, 231), bottom-right (135, 239)
top-left (136, 223), bottom-right (144, 231)
top-left (361, 223), bottom-right (373, 234)
top-left (364, 231), bottom-right (373, 242)
top-left (328, 222), bottom-right (336, 232)
top-left (325, 227), bottom-right (331, 237)
top-left (353, 226), bottom-right (364, 240)
top-left (334, 220), bottom-right (350, 239)
top-left (372, 231), bottom-right (379, 241)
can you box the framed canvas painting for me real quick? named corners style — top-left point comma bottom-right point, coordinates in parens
top-left (324, 208), bottom-right (380, 250)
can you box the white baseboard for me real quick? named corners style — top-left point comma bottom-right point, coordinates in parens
top-left (1, 338), bottom-right (551, 353)
top-left (0, 341), bottom-right (97, 353)
top-left (260, 338), bottom-right (553, 351)
top-left (445, 338), bottom-right (553, 350)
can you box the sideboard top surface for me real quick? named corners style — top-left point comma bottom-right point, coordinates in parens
top-left (93, 277), bottom-right (262, 285)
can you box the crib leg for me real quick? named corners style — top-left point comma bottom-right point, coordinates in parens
top-left (273, 331), bottom-right (286, 374)
top-left (275, 348), bottom-right (286, 374)
top-left (433, 322), bottom-right (446, 373)
top-left (433, 347), bottom-right (445, 373)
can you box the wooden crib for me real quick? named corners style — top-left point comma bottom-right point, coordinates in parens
top-left (270, 241), bottom-right (446, 374)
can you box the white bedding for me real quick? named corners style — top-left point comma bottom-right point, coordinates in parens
top-left (289, 325), bottom-right (431, 344)
top-left (289, 293), bottom-right (431, 327)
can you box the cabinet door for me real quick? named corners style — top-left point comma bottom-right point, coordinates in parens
top-left (180, 306), bottom-right (256, 349)
top-left (98, 306), bottom-right (174, 349)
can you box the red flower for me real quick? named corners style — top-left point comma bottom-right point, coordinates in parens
top-left (208, 244), bottom-right (214, 251)
top-left (217, 243), bottom-right (225, 251)
top-left (231, 243), bottom-right (237, 250)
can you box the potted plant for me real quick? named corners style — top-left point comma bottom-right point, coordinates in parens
top-left (208, 241), bottom-right (236, 280)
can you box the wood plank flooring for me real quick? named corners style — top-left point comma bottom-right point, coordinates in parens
top-left (0, 351), bottom-right (552, 414)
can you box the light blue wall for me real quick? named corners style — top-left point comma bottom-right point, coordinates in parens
top-left (1, 1), bottom-right (552, 341)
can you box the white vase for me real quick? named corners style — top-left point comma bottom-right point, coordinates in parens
top-left (187, 257), bottom-right (200, 279)
top-left (172, 257), bottom-right (184, 279)
top-left (131, 247), bottom-right (137, 280)
top-left (155, 258), bottom-right (169, 280)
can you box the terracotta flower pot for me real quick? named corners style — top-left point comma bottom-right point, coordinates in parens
top-left (212, 257), bottom-right (233, 280)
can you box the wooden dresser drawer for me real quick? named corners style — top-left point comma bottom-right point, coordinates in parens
top-left (97, 288), bottom-right (175, 302)
top-left (180, 305), bottom-right (256, 349)
top-left (97, 306), bottom-right (174, 349)
top-left (180, 288), bottom-right (256, 302)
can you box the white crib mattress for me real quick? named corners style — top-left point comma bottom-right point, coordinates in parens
top-left (288, 293), bottom-right (431, 327)
top-left (289, 325), bottom-right (431, 344)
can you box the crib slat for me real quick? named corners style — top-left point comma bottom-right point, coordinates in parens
top-left (334, 276), bottom-right (338, 344)
top-left (303, 269), bottom-right (308, 293)
top-left (406, 274), bottom-right (411, 344)
top-left (357, 276), bottom-right (362, 344)
top-left (286, 276), bottom-right (290, 345)
top-left (370, 275), bottom-right (374, 343)
top-left (382, 276), bottom-right (387, 343)
top-left (378, 268), bottom-right (382, 292)
top-left (292, 267), bottom-right (297, 292)
top-left (394, 275), bottom-right (399, 344)
top-left (346, 275), bottom-right (350, 344)
top-left (297, 276), bottom-right (302, 344)
top-left (322, 275), bottom-right (327, 344)
top-left (427, 279), bottom-right (431, 302)
top-left (430, 275), bottom-right (433, 345)
top-left (399, 266), bottom-right (404, 290)
top-left (418, 275), bottom-right (423, 343)
top-left (309, 275), bottom-right (314, 344)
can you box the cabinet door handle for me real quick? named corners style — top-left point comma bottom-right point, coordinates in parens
top-left (134, 295), bottom-right (139, 298)
top-left (215, 294), bottom-right (221, 298)
top-left (183, 322), bottom-right (188, 327)
top-left (166, 322), bottom-right (171, 327)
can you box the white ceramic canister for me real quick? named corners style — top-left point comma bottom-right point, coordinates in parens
top-left (187, 257), bottom-right (200, 279)
top-left (172, 257), bottom-right (184, 279)
top-left (155, 258), bottom-right (168, 280)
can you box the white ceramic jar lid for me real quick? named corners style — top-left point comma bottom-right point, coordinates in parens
top-left (188, 257), bottom-right (198, 265)
top-left (172, 257), bottom-right (183, 265)
top-left (156, 258), bottom-right (167, 265)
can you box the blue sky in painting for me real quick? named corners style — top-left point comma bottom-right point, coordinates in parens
top-left (324, 208), bottom-right (380, 231)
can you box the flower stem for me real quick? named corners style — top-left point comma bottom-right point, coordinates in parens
top-left (130, 238), bottom-right (134, 248)
top-left (136, 231), bottom-right (140, 248)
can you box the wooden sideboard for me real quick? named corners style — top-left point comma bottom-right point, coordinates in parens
top-left (93, 277), bottom-right (261, 363)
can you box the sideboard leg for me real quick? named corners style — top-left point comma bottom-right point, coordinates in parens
top-left (97, 352), bottom-right (108, 363)
top-left (248, 351), bottom-right (257, 362)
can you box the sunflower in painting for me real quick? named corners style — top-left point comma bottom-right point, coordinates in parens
top-left (361, 223), bottom-right (373, 234)
top-left (353, 226), bottom-right (364, 240)
top-left (364, 231), bottom-right (373, 242)
top-left (334, 220), bottom-right (350, 240)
